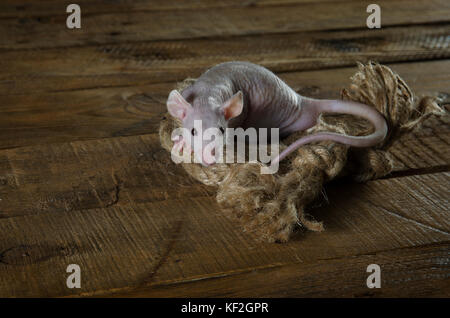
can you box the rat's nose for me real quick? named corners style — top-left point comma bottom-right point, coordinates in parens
top-left (202, 146), bottom-right (216, 165)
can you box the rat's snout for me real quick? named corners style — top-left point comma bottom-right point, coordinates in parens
top-left (191, 125), bottom-right (224, 166)
top-left (201, 144), bottom-right (216, 166)
top-left (193, 142), bottom-right (217, 166)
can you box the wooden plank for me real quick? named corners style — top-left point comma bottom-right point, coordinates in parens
top-left (2, 0), bottom-right (447, 300)
top-left (110, 242), bottom-right (450, 297)
top-left (1, 24), bottom-right (449, 94)
top-left (0, 134), bottom-right (215, 218)
top-left (0, 0), bottom-right (448, 49)
top-left (0, 129), bottom-right (447, 219)
top-left (0, 172), bottom-right (448, 297)
top-left (389, 131), bottom-right (450, 172)
top-left (0, 114), bottom-right (445, 217)
top-left (0, 60), bottom-right (448, 150)
top-left (0, 0), bottom-right (353, 18)
top-left (0, 83), bottom-right (170, 149)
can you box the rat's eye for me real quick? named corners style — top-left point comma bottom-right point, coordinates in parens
top-left (191, 128), bottom-right (197, 136)
top-left (219, 127), bottom-right (225, 134)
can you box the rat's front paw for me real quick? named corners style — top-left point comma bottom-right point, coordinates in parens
top-left (172, 135), bottom-right (185, 154)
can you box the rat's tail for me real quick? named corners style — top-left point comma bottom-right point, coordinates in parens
top-left (270, 99), bottom-right (388, 166)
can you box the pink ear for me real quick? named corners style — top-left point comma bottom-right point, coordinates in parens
top-left (167, 90), bottom-right (192, 120)
top-left (222, 91), bottom-right (244, 120)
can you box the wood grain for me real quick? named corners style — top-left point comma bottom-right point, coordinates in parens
top-left (0, 0), bottom-right (356, 19)
top-left (1, 0), bottom-right (449, 298)
top-left (110, 242), bottom-right (450, 297)
top-left (0, 60), bottom-right (448, 150)
top-left (0, 134), bottom-right (214, 218)
top-left (1, 128), bottom-right (447, 219)
top-left (1, 173), bottom-right (448, 297)
top-left (1, 24), bottom-right (449, 94)
top-left (0, 0), bottom-right (448, 49)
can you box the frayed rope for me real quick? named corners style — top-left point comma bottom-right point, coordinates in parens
top-left (159, 62), bottom-right (446, 243)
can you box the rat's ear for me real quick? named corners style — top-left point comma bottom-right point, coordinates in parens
top-left (222, 91), bottom-right (243, 120)
top-left (167, 90), bottom-right (192, 120)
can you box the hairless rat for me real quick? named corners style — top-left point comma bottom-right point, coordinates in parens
top-left (167, 61), bottom-right (387, 167)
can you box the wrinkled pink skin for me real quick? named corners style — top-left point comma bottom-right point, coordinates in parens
top-left (171, 61), bottom-right (387, 166)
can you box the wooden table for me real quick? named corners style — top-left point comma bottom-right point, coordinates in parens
top-left (0, 0), bottom-right (448, 297)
